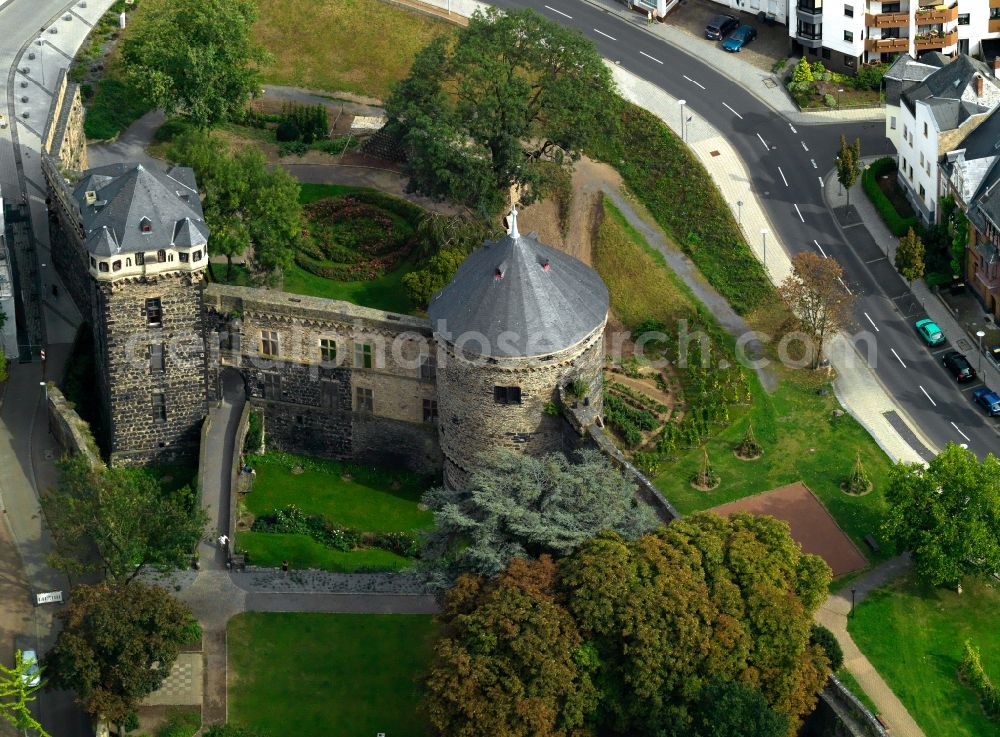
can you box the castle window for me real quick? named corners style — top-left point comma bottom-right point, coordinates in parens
top-left (354, 342), bottom-right (373, 369)
top-left (260, 330), bottom-right (279, 357)
top-left (356, 387), bottom-right (374, 413)
top-left (193, 250), bottom-right (202, 262)
top-left (422, 399), bottom-right (438, 423)
top-left (179, 252), bottom-right (189, 263)
top-left (321, 382), bottom-right (339, 409)
top-left (99, 261), bottom-right (109, 273)
top-left (168, 253), bottom-right (174, 262)
top-left (140, 218), bottom-right (152, 234)
top-left (112, 260), bottom-right (122, 272)
top-left (126, 258), bottom-right (132, 267)
top-left (263, 373), bottom-right (281, 399)
top-left (145, 298), bottom-right (163, 327)
top-left (152, 393), bottom-right (166, 423)
top-left (136, 252), bottom-right (145, 266)
top-left (420, 354), bottom-right (436, 380)
top-left (494, 386), bottom-right (522, 405)
top-left (150, 344), bottom-right (164, 372)
top-left (157, 250), bottom-right (166, 263)
top-left (320, 338), bottom-right (337, 363)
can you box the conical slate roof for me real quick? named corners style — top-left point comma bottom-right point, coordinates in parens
top-left (428, 211), bottom-right (608, 359)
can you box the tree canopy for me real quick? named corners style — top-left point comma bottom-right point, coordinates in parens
top-left (120, 0), bottom-right (269, 128)
top-left (0, 650), bottom-right (50, 737)
top-left (420, 450), bottom-right (657, 581)
top-left (882, 443), bottom-right (1000, 586)
top-left (44, 454), bottom-right (206, 584)
top-left (779, 252), bottom-right (855, 369)
top-left (44, 582), bottom-right (197, 729)
top-left (836, 136), bottom-right (861, 208)
top-left (423, 512), bottom-right (833, 736)
top-left (895, 227), bottom-right (925, 284)
top-left (170, 131), bottom-right (302, 278)
top-left (386, 8), bottom-right (615, 216)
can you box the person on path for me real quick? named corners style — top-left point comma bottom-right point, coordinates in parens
top-left (282, 560), bottom-right (289, 577)
top-left (218, 534), bottom-right (229, 548)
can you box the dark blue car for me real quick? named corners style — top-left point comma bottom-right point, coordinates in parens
top-left (972, 387), bottom-right (1000, 416)
top-left (722, 24), bottom-right (757, 52)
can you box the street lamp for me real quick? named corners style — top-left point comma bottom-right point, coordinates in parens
top-left (850, 587), bottom-right (856, 617)
top-left (760, 228), bottom-right (769, 274)
top-left (837, 87), bottom-right (844, 108)
top-left (39, 381), bottom-right (47, 402)
top-left (678, 99), bottom-right (686, 142)
top-left (737, 200), bottom-right (743, 225)
top-left (976, 330), bottom-right (986, 374)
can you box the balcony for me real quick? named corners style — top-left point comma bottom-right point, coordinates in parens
top-left (864, 36), bottom-right (910, 52)
top-left (991, 19), bottom-right (1000, 33)
top-left (991, 0), bottom-right (1000, 8)
top-left (797, 2), bottom-right (823, 22)
top-left (914, 5), bottom-right (958, 24)
top-left (914, 29), bottom-right (958, 50)
top-left (865, 11), bottom-right (908, 28)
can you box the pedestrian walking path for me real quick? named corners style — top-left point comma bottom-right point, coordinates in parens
top-left (816, 555), bottom-right (925, 737)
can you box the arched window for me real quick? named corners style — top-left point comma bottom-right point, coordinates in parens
top-left (112, 260), bottom-right (122, 272)
top-left (157, 250), bottom-right (166, 263)
top-left (126, 258), bottom-right (132, 267)
top-left (99, 261), bottom-right (109, 273)
top-left (168, 253), bottom-right (174, 262)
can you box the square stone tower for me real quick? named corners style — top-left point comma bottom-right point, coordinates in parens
top-left (52, 162), bottom-right (209, 465)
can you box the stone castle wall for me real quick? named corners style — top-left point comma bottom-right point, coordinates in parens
top-left (435, 322), bottom-right (606, 488)
top-left (42, 69), bottom-right (88, 173)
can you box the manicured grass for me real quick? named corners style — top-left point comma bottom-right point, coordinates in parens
top-left (237, 531), bottom-right (411, 571)
top-left (835, 667), bottom-right (879, 716)
top-left (281, 261), bottom-right (415, 314)
top-left (651, 374), bottom-right (891, 565)
top-left (254, 0), bottom-right (453, 100)
top-left (228, 612), bottom-right (437, 737)
top-left (593, 198), bottom-right (696, 326)
top-left (246, 453), bottom-right (433, 532)
top-left (848, 574), bottom-right (1000, 737)
top-left (83, 75), bottom-right (152, 141)
top-left (139, 463), bottom-right (198, 494)
top-left (138, 707), bottom-right (201, 737)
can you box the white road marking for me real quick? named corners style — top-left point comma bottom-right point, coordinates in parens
top-left (951, 422), bottom-right (971, 442)
top-left (838, 276), bottom-right (852, 294)
top-left (801, 141), bottom-right (809, 151)
top-left (789, 123), bottom-right (797, 133)
top-left (810, 158), bottom-right (817, 169)
top-left (794, 203), bottom-right (805, 222)
top-left (818, 176), bottom-right (824, 188)
top-left (594, 28), bottom-right (617, 40)
top-left (683, 74), bottom-right (706, 89)
top-left (864, 312), bottom-right (879, 332)
top-left (640, 50), bottom-right (663, 64)
top-left (890, 348), bottom-right (906, 367)
top-left (722, 102), bottom-right (743, 119)
top-left (756, 132), bottom-right (768, 149)
top-left (544, 5), bottom-right (572, 18)
top-left (778, 167), bottom-right (788, 187)
top-left (919, 385), bottom-right (936, 406)
top-left (813, 239), bottom-right (827, 258)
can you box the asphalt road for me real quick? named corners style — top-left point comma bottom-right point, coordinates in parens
top-left (492, 0), bottom-right (1000, 458)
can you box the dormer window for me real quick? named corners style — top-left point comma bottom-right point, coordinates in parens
top-left (112, 260), bottom-right (122, 272)
top-left (84, 190), bottom-right (97, 205)
top-left (157, 250), bottom-right (166, 263)
top-left (140, 218), bottom-right (152, 234)
top-left (136, 252), bottom-right (145, 266)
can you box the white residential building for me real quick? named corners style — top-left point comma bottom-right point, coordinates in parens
top-left (788, 0), bottom-right (1000, 75)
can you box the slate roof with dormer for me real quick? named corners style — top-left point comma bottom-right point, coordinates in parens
top-left (428, 209), bottom-right (609, 359)
top-left (71, 162), bottom-right (208, 258)
top-left (901, 55), bottom-right (997, 130)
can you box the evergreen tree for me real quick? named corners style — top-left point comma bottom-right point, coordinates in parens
top-left (895, 227), bottom-right (926, 284)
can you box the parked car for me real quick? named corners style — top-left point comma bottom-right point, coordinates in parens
top-left (20, 649), bottom-right (40, 687)
top-left (942, 350), bottom-right (977, 382)
top-left (722, 24), bottom-right (757, 52)
top-left (972, 387), bottom-right (1000, 416)
top-left (705, 14), bottom-right (738, 40)
top-left (989, 343), bottom-right (1000, 367)
top-left (914, 318), bottom-right (946, 347)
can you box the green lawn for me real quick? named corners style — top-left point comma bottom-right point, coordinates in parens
top-left (835, 667), bottom-right (879, 716)
top-left (254, 0), bottom-right (453, 100)
top-left (848, 574), bottom-right (1000, 737)
top-left (237, 531), bottom-right (412, 571)
top-left (228, 612), bottom-right (437, 737)
top-left (281, 261), bottom-right (415, 314)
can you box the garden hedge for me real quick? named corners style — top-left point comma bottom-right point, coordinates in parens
top-left (862, 157), bottom-right (919, 237)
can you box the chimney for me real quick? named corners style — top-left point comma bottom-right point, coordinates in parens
top-left (975, 74), bottom-right (984, 97)
top-left (993, 57), bottom-right (1000, 78)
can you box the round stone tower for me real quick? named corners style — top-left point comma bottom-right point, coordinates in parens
top-left (428, 209), bottom-right (609, 489)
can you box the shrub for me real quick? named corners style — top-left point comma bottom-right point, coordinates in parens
top-left (810, 61), bottom-right (826, 77)
top-left (824, 94), bottom-right (837, 108)
top-left (275, 119), bottom-right (301, 142)
top-left (277, 140), bottom-right (308, 157)
top-left (792, 57), bottom-right (815, 85)
top-left (854, 63), bottom-right (888, 91)
top-left (251, 505), bottom-right (418, 557)
top-left (244, 410), bottom-right (264, 455)
top-left (311, 137), bottom-right (357, 155)
top-left (862, 158), bottom-right (919, 237)
top-left (154, 117), bottom-right (193, 144)
top-left (0, 349), bottom-right (7, 383)
top-left (810, 624), bottom-right (844, 671)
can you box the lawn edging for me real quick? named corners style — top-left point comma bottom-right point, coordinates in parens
top-left (862, 157), bottom-right (918, 237)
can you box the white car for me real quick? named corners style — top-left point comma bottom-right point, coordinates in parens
top-left (20, 649), bottom-right (40, 687)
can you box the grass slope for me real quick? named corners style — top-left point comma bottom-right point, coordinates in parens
top-left (848, 575), bottom-right (1000, 737)
top-left (281, 261), bottom-right (415, 314)
top-left (237, 531), bottom-right (411, 571)
top-left (228, 612), bottom-right (437, 737)
top-left (254, 0), bottom-right (453, 100)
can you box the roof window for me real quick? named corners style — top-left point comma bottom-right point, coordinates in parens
top-left (140, 217), bottom-right (152, 234)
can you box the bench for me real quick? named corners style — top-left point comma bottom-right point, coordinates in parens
top-left (864, 534), bottom-right (881, 554)
top-left (875, 714), bottom-right (890, 731)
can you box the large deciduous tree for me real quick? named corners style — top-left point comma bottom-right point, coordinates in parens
top-left (882, 443), bottom-right (1000, 587)
top-left (44, 582), bottom-right (196, 734)
top-left (170, 131), bottom-right (302, 279)
top-left (386, 8), bottom-right (615, 216)
top-left (420, 450), bottom-right (656, 581)
top-left (424, 556), bottom-right (598, 737)
top-left (779, 252), bottom-right (855, 369)
top-left (836, 135), bottom-right (861, 208)
top-left (1, 651), bottom-right (50, 737)
top-left (120, 0), bottom-right (269, 129)
top-left (44, 455), bottom-right (206, 584)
